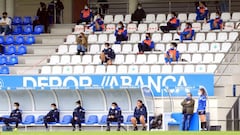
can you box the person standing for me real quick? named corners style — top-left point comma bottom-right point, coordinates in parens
top-left (106, 102), bottom-right (122, 131)
top-left (37, 2), bottom-right (49, 33)
top-left (48, 0), bottom-right (64, 24)
top-left (131, 3), bottom-right (146, 24)
top-left (181, 92), bottom-right (195, 131)
top-left (197, 88), bottom-right (208, 131)
top-left (131, 100), bottom-right (147, 131)
top-left (43, 103), bottom-right (60, 131)
top-left (71, 100), bottom-right (85, 131)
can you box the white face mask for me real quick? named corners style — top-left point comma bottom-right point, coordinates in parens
top-left (111, 106), bottom-right (115, 109)
top-left (97, 16), bottom-right (101, 19)
top-left (198, 92), bottom-right (202, 96)
top-left (52, 107), bottom-right (55, 110)
top-left (138, 6), bottom-right (142, 9)
top-left (84, 6), bottom-right (88, 9)
top-left (118, 25), bottom-right (122, 29)
top-left (76, 104), bottom-right (80, 107)
top-left (216, 16), bottom-right (219, 18)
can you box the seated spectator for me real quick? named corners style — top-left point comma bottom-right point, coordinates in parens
top-left (160, 12), bottom-right (180, 33)
top-left (88, 13), bottom-right (104, 32)
top-left (177, 23), bottom-right (195, 42)
top-left (37, 2), bottom-right (49, 33)
top-left (71, 100), bottom-right (85, 131)
top-left (131, 100), bottom-right (147, 131)
top-left (76, 32), bottom-right (88, 55)
top-left (0, 102), bottom-right (22, 131)
top-left (0, 12), bottom-right (12, 35)
top-left (196, 1), bottom-right (208, 21)
top-left (114, 21), bottom-right (128, 44)
top-left (106, 102), bottom-right (122, 131)
top-left (43, 103), bottom-right (60, 131)
top-left (77, 5), bottom-right (93, 24)
top-left (137, 33), bottom-right (155, 54)
top-left (131, 3), bottom-right (146, 24)
top-left (164, 42), bottom-right (180, 64)
top-left (206, 11), bottom-right (223, 30)
top-left (100, 43), bottom-right (115, 65)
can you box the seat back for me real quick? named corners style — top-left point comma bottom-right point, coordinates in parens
top-left (23, 115), bottom-right (35, 124)
top-left (15, 36), bottom-right (25, 44)
top-left (34, 25), bottom-right (44, 34)
top-left (13, 16), bottom-right (22, 25)
top-left (12, 25), bottom-right (23, 35)
top-left (5, 36), bottom-right (14, 45)
top-left (99, 115), bottom-right (107, 124)
top-left (86, 115), bottom-right (98, 124)
top-left (0, 66), bottom-right (9, 74)
top-left (35, 115), bottom-right (44, 124)
top-left (0, 56), bottom-right (7, 65)
top-left (61, 115), bottom-right (72, 124)
top-left (23, 16), bottom-right (32, 25)
top-left (9, 55), bottom-right (18, 65)
top-left (23, 25), bottom-right (33, 34)
top-left (25, 36), bottom-right (36, 44)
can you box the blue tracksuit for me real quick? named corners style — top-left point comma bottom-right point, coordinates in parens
top-left (72, 106), bottom-right (85, 128)
top-left (179, 28), bottom-right (195, 42)
top-left (196, 6), bottom-right (208, 20)
top-left (207, 18), bottom-right (223, 30)
top-left (44, 108), bottom-right (60, 128)
top-left (133, 104), bottom-right (147, 121)
top-left (197, 95), bottom-right (207, 111)
top-left (165, 48), bottom-right (180, 64)
top-left (102, 48), bottom-right (116, 60)
top-left (114, 28), bottom-right (128, 44)
top-left (1, 109), bottom-right (22, 128)
top-left (107, 106), bottom-right (122, 129)
top-left (89, 18), bottom-right (104, 32)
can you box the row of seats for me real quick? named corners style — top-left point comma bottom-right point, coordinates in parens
top-left (57, 43), bottom-right (232, 55)
top-left (102, 12), bottom-right (240, 24)
top-left (1, 45), bottom-right (27, 55)
top-left (66, 32), bottom-right (238, 44)
top-left (0, 55), bottom-right (19, 65)
top-left (73, 21), bottom-right (240, 34)
top-left (11, 25), bottom-right (44, 35)
top-left (0, 66), bottom-right (9, 74)
top-left (41, 64), bottom-right (217, 74)
top-left (11, 16), bottom-right (33, 25)
top-left (0, 35), bottom-right (36, 45)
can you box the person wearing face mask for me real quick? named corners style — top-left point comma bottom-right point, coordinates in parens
top-left (114, 21), bottom-right (128, 44)
top-left (196, 1), bottom-right (209, 21)
top-left (43, 103), bottom-right (60, 131)
top-left (88, 13), bottom-right (104, 32)
top-left (100, 42), bottom-right (116, 65)
top-left (181, 92), bottom-right (195, 131)
top-left (164, 42), bottom-right (180, 64)
top-left (78, 5), bottom-right (93, 24)
top-left (206, 11), bottom-right (223, 30)
top-left (160, 12), bottom-right (180, 33)
top-left (137, 33), bottom-right (155, 54)
top-left (177, 23), bottom-right (195, 42)
top-left (106, 102), bottom-right (122, 131)
top-left (37, 2), bottom-right (49, 33)
top-left (71, 100), bottom-right (85, 131)
top-left (0, 102), bottom-right (22, 131)
top-left (0, 12), bottom-right (12, 36)
top-left (197, 88), bottom-right (208, 131)
top-left (131, 100), bottom-right (147, 131)
top-left (131, 3), bottom-right (146, 24)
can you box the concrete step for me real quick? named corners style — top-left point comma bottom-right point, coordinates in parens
top-left (50, 24), bottom-right (75, 29)
top-left (42, 37), bottom-right (65, 45)
top-left (50, 28), bottom-right (73, 35)
top-left (9, 66), bottom-right (41, 75)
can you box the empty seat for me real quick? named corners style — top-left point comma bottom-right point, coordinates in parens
top-left (188, 43), bottom-right (198, 52)
top-left (224, 22), bottom-right (234, 31)
top-left (105, 24), bottom-right (116, 33)
top-left (73, 65), bottom-right (84, 74)
top-left (22, 115), bottom-right (35, 124)
top-left (201, 23), bottom-right (210, 31)
top-left (231, 12), bottom-right (240, 21)
top-left (188, 13), bottom-right (197, 22)
top-left (22, 25), bottom-right (33, 35)
top-left (85, 115), bottom-right (99, 124)
top-left (12, 25), bottom-right (23, 35)
top-left (112, 45), bottom-right (121, 53)
top-left (14, 35), bottom-right (25, 45)
top-left (104, 15), bottom-right (114, 23)
top-left (192, 22), bottom-right (201, 31)
top-left (161, 65), bottom-right (172, 73)
top-left (4, 36), bottom-right (14, 45)
top-left (181, 54), bottom-right (191, 62)
top-left (71, 55), bottom-right (81, 64)
top-left (184, 65), bottom-right (195, 73)
top-left (117, 65), bottom-right (128, 74)
top-left (62, 66), bottom-right (73, 74)
top-left (127, 23), bottom-right (137, 33)
top-left (128, 65), bottom-right (139, 74)
top-left (65, 35), bottom-right (76, 44)
top-left (158, 54), bottom-right (165, 63)
top-left (16, 45), bottom-right (27, 55)
top-left (136, 55), bottom-right (147, 64)
top-left (195, 33), bottom-right (205, 42)
top-left (84, 65), bottom-right (95, 74)
top-left (152, 33), bottom-right (161, 43)
top-left (92, 55), bottom-right (100, 64)
top-left (150, 65), bottom-right (161, 73)
top-left (57, 45), bottom-right (68, 54)
top-left (122, 44), bottom-right (132, 53)
top-left (147, 54), bottom-right (158, 64)
top-left (132, 44), bottom-right (139, 53)
top-left (177, 43), bottom-right (187, 52)
top-left (95, 65), bottom-right (106, 74)
top-left (98, 34), bottom-right (108, 43)
top-left (199, 43), bottom-right (209, 52)
top-left (129, 34), bottom-right (140, 43)
top-left (0, 56), bottom-right (7, 65)
top-left (207, 64), bottom-right (217, 73)
top-left (156, 14), bottom-right (166, 23)
top-left (60, 115), bottom-right (72, 124)
top-left (5, 46), bottom-right (16, 55)
top-left (124, 14), bottom-right (131, 23)
top-left (88, 34), bottom-right (98, 43)
top-left (221, 12), bottom-right (231, 21)
top-left (73, 25), bottom-right (84, 34)
top-left (0, 66), bottom-right (9, 74)
top-left (162, 33), bottom-right (172, 42)
top-left (217, 32), bottom-right (228, 42)
top-left (206, 33), bottom-right (216, 42)
top-left (108, 34), bottom-right (115, 44)
top-left (139, 65), bottom-right (150, 74)
top-left (137, 24), bottom-right (147, 33)
top-left (35, 115), bottom-right (44, 124)
top-left (49, 55), bottom-right (60, 65)
top-left (214, 53), bottom-right (224, 63)
top-left (41, 66), bottom-right (51, 74)
top-left (210, 12), bottom-right (216, 19)
top-left (106, 65), bottom-right (117, 74)
top-left (221, 43), bottom-right (232, 52)
top-left (12, 16), bottom-right (22, 25)
top-left (0, 36), bottom-right (4, 44)
top-left (195, 65), bottom-right (206, 73)
top-left (228, 32), bottom-right (239, 41)
top-left (89, 44), bottom-right (100, 54)
top-left (5, 55), bottom-right (18, 65)
top-left (192, 54), bottom-right (202, 63)
top-left (203, 53), bottom-right (214, 63)
top-left (60, 55), bottom-right (71, 64)
top-left (178, 13), bottom-right (187, 22)
top-left (52, 66), bottom-right (62, 74)
top-left (125, 54), bottom-right (135, 64)
top-left (155, 43), bottom-right (165, 51)
top-left (81, 55), bottom-right (92, 64)
top-left (25, 36), bottom-right (35, 45)
top-left (145, 14), bottom-right (155, 23)
top-left (114, 15), bottom-right (124, 23)
top-left (148, 23), bottom-right (158, 32)
top-left (210, 43), bottom-right (221, 52)
top-left (172, 65), bottom-right (184, 73)
top-left (68, 45), bottom-right (77, 54)
top-left (33, 25), bottom-right (44, 34)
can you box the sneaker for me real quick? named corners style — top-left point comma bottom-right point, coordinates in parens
top-left (72, 128), bottom-right (76, 131)
top-left (142, 127), bottom-right (147, 131)
top-left (14, 128), bottom-right (18, 131)
top-left (133, 126), bottom-right (138, 131)
top-left (116, 128), bottom-right (120, 131)
top-left (106, 127), bottom-right (110, 131)
top-left (79, 128), bottom-right (82, 131)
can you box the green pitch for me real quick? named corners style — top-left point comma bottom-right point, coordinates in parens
top-left (1, 131), bottom-right (240, 135)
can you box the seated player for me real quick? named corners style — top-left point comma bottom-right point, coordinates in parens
top-left (196, 1), bottom-right (208, 21)
top-left (177, 23), bottom-right (195, 42)
top-left (137, 33), bottom-right (155, 54)
top-left (88, 13), bottom-right (104, 32)
top-left (100, 43), bottom-right (116, 65)
top-left (43, 103), bottom-right (60, 131)
top-left (0, 12), bottom-right (12, 35)
top-left (164, 42), bottom-right (180, 64)
top-left (71, 100), bottom-right (85, 131)
top-left (114, 21), bottom-right (128, 44)
top-left (206, 11), bottom-right (223, 30)
top-left (106, 102), bottom-right (122, 131)
top-left (160, 12), bottom-right (180, 33)
top-left (78, 5), bottom-right (93, 24)
top-left (131, 100), bottom-right (147, 131)
top-left (0, 102), bottom-right (22, 131)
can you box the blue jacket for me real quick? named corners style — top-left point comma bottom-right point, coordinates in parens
top-left (114, 28), bottom-right (128, 38)
top-left (134, 104), bottom-right (147, 119)
top-left (89, 18), bottom-right (104, 27)
top-left (197, 95), bottom-right (207, 111)
top-left (46, 108), bottom-right (60, 122)
top-left (207, 18), bottom-right (223, 30)
top-left (196, 6), bottom-right (208, 20)
top-left (80, 9), bottom-right (93, 20)
top-left (10, 109), bottom-right (22, 121)
top-left (166, 48), bottom-right (180, 60)
top-left (167, 17), bottom-right (180, 28)
top-left (102, 48), bottom-right (116, 59)
top-left (142, 38), bottom-right (155, 49)
top-left (108, 107), bottom-right (121, 119)
top-left (73, 106), bottom-right (85, 121)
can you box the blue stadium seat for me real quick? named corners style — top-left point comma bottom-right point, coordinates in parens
top-left (23, 16), bottom-right (32, 25)
top-left (4, 46), bottom-right (16, 55)
top-left (60, 115), bottom-right (72, 124)
top-left (33, 25), bottom-right (44, 34)
top-left (0, 36), bottom-right (4, 44)
top-left (124, 115), bottom-right (133, 124)
top-left (35, 115), bottom-right (44, 124)
top-left (0, 55), bottom-right (7, 65)
top-left (0, 66), bottom-right (9, 74)
top-left (12, 25), bottom-right (23, 35)
top-left (4, 36), bottom-right (14, 45)
top-left (7, 55), bottom-right (18, 65)
top-left (12, 16), bottom-right (22, 25)
top-left (16, 45), bottom-right (27, 55)
top-left (22, 25), bottom-right (33, 35)
top-left (14, 35), bottom-right (25, 45)
top-left (22, 115), bottom-right (35, 124)
top-left (168, 113), bottom-right (183, 130)
top-left (25, 36), bottom-right (35, 45)
top-left (99, 115), bottom-right (107, 124)
top-left (85, 115), bottom-right (98, 124)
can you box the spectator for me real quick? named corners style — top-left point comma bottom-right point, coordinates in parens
top-left (196, 1), bottom-right (208, 21)
top-left (76, 33), bottom-right (88, 55)
top-left (160, 12), bottom-right (180, 33)
top-left (137, 33), bottom-right (155, 54)
top-left (37, 2), bottom-right (49, 33)
top-left (131, 3), bottom-right (146, 24)
top-left (114, 21), bottom-right (128, 44)
top-left (77, 5), bottom-right (93, 24)
top-left (164, 42), bottom-right (180, 64)
top-left (197, 88), bottom-right (208, 131)
top-left (181, 92), bottom-right (195, 131)
top-left (106, 102), bottom-right (122, 131)
top-left (206, 11), bottom-right (223, 30)
top-left (88, 13), bottom-right (104, 32)
top-left (71, 100), bottom-right (85, 131)
top-left (0, 102), bottom-right (22, 131)
top-left (32, 16), bottom-right (41, 30)
top-left (177, 23), bottom-right (195, 42)
top-left (43, 103), bottom-right (60, 131)
top-left (48, 0), bottom-right (64, 24)
top-left (98, 0), bottom-right (109, 15)
top-left (0, 12), bottom-right (12, 35)
top-left (100, 43), bottom-right (115, 65)
top-left (131, 100), bottom-right (147, 131)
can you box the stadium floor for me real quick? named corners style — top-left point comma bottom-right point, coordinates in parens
top-left (1, 131), bottom-right (240, 135)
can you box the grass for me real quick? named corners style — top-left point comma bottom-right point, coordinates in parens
top-left (1, 131), bottom-right (240, 135)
